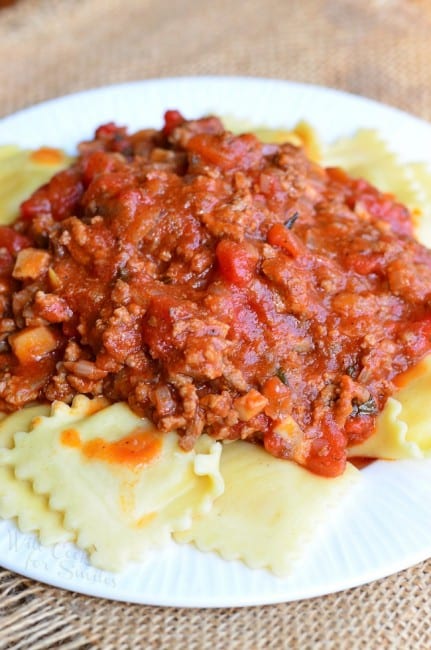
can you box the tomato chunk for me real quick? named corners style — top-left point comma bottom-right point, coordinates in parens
top-left (306, 417), bottom-right (347, 478)
top-left (163, 110), bottom-right (185, 136)
top-left (0, 226), bottom-right (32, 254)
top-left (267, 222), bottom-right (306, 257)
top-left (20, 168), bottom-right (84, 221)
top-left (216, 239), bottom-right (257, 286)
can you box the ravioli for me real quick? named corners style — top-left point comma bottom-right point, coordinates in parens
top-left (405, 161), bottom-right (431, 247)
top-left (0, 397), bottom-right (223, 570)
top-left (323, 129), bottom-right (419, 209)
top-left (0, 404), bottom-right (73, 545)
top-left (175, 441), bottom-right (359, 576)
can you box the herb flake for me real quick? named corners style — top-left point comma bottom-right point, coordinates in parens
top-left (276, 368), bottom-right (289, 385)
top-left (351, 396), bottom-right (378, 417)
top-left (284, 212), bottom-right (299, 230)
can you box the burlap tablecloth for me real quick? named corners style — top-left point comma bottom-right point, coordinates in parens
top-left (0, 1), bottom-right (430, 648)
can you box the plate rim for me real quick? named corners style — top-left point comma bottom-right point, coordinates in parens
top-left (2, 74), bottom-right (431, 129)
top-left (0, 75), bottom-right (431, 607)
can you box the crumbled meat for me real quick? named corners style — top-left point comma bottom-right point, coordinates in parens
top-left (0, 113), bottom-right (430, 477)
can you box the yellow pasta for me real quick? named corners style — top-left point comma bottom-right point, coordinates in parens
top-left (176, 441), bottom-right (359, 576)
top-left (0, 404), bottom-right (73, 544)
top-left (0, 145), bottom-right (70, 224)
top-left (324, 129), bottom-right (419, 208)
top-left (405, 161), bottom-right (431, 247)
top-left (0, 396), bottom-right (223, 571)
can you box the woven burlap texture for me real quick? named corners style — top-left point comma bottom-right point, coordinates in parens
top-left (0, 0), bottom-right (431, 120)
top-left (1, 1), bottom-right (431, 648)
top-left (1, 561), bottom-right (431, 650)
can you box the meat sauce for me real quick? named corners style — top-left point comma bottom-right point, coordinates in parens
top-left (0, 112), bottom-right (431, 477)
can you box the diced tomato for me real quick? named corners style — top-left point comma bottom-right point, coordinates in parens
top-left (95, 122), bottom-right (122, 140)
top-left (327, 170), bottom-right (414, 237)
top-left (187, 133), bottom-right (261, 171)
top-left (81, 151), bottom-right (124, 186)
top-left (0, 226), bottom-right (32, 254)
top-left (82, 171), bottom-right (135, 209)
top-left (94, 123), bottom-right (131, 154)
top-left (305, 416), bottom-right (347, 478)
top-left (360, 192), bottom-right (412, 237)
top-left (263, 429), bottom-right (289, 459)
top-left (401, 315), bottom-right (431, 357)
top-left (326, 166), bottom-right (351, 184)
top-left (267, 222), bottom-right (306, 257)
top-left (0, 250), bottom-right (13, 276)
top-left (20, 168), bottom-right (84, 222)
top-left (349, 178), bottom-right (413, 237)
top-left (216, 239), bottom-right (257, 286)
top-left (142, 294), bottom-right (187, 358)
top-left (163, 110), bottom-right (185, 137)
top-left (345, 252), bottom-right (384, 275)
top-left (345, 414), bottom-right (376, 447)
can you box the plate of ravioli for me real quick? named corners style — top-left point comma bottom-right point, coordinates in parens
top-left (0, 77), bottom-right (430, 607)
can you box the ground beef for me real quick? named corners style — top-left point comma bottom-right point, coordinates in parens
top-left (0, 112), bottom-right (431, 477)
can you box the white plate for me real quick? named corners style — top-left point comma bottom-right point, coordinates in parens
top-left (0, 77), bottom-right (431, 607)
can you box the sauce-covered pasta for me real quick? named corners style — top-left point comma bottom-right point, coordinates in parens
top-left (1, 113), bottom-right (431, 477)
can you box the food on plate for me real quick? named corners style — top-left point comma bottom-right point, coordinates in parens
top-left (0, 395), bottom-right (223, 571)
top-left (323, 129), bottom-right (419, 209)
top-left (406, 161), bottom-right (431, 246)
top-left (323, 129), bottom-right (431, 250)
top-left (1, 112), bottom-right (431, 478)
top-left (174, 441), bottom-right (358, 576)
top-left (0, 403), bottom-right (72, 545)
top-left (0, 112), bottom-right (430, 575)
top-left (348, 354), bottom-right (431, 459)
top-left (0, 145), bottom-right (70, 225)
top-left (0, 394), bottom-right (357, 574)
top-left (224, 116), bottom-right (321, 162)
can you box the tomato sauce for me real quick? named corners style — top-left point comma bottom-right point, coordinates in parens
top-left (60, 427), bottom-right (162, 468)
top-left (1, 113), bottom-right (431, 477)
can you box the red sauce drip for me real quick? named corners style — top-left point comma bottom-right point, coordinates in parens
top-left (349, 457), bottom-right (376, 470)
top-left (60, 427), bottom-right (162, 468)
